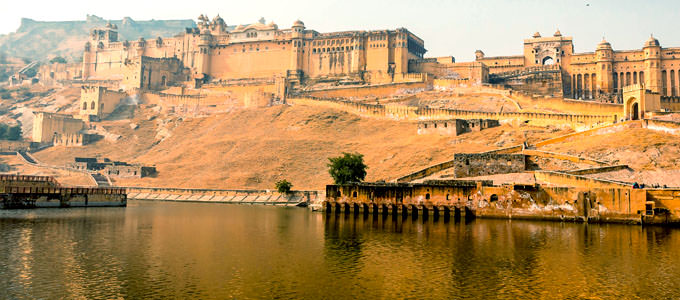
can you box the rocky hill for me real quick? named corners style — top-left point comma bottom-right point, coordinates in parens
top-left (0, 15), bottom-right (195, 61)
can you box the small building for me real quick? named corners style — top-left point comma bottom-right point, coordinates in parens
top-left (79, 86), bottom-right (127, 121)
top-left (417, 119), bottom-right (500, 136)
top-left (32, 112), bottom-right (85, 143)
top-left (71, 157), bottom-right (156, 178)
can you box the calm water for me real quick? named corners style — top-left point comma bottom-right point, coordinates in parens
top-left (1, 201), bottom-right (679, 299)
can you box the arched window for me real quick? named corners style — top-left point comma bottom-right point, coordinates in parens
top-left (82, 102), bottom-right (87, 110)
top-left (90, 101), bottom-right (95, 110)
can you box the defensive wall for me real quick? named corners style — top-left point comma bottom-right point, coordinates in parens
top-left (511, 90), bottom-right (623, 117)
top-left (125, 186), bottom-right (322, 206)
top-left (533, 171), bottom-right (633, 189)
top-left (300, 81), bottom-right (428, 99)
top-left (288, 97), bottom-right (615, 127)
top-left (562, 165), bottom-right (631, 176)
top-left (522, 149), bottom-right (609, 166)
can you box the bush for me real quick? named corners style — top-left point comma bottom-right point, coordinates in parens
top-left (7, 126), bottom-right (21, 140)
top-left (275, 179), bottom-right (293, 193)
top-left (327, 152), bottom-right (368, 185)
top-left (0, 124), bottom-right (21, 141)
top-left (50, 56), bottom-right (67, 64)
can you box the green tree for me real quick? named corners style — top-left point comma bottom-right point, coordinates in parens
top-left (327, 152), bottom-right (368, 185)
top-left (7, 126), bottom-right (21, 141)
top-left (0, 124), bottom-right (8, 139)
top-left (275, 179), bottom-right (293, 194)
top-left (49, 56), bottom-right (67, 64)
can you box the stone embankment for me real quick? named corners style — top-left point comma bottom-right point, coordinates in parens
top-left (125, 187), bottom-right (324, 207)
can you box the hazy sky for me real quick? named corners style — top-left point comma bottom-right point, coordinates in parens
top-left (1, 0), bottom-right (678, 60)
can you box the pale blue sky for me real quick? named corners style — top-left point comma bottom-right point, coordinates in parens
top-left (1, 0), bottom-right (677, 60)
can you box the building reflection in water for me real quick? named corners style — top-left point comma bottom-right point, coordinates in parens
top-left (1, 202), bottom-right (679, 299)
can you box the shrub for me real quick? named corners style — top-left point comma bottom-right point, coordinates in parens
top-left (275, 179), bottom-right (293, 193)
top-left (327, 152), bottom-right (368, 185)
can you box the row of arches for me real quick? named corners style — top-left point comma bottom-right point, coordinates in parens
top-left (572, 73), bottom-right (597, 100)
top-left (324, 202), bottom-right (471, 220)
top-left (661, 70), bottom-right (680, 97)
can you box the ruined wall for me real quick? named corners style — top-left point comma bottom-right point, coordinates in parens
top-left (451, 153), bottom-right (525, 178)
top-left (325, 181), bottom-right (648, 224)
top-left (38, 62), bottom-right (82, 85)
top-left (32, 112), bottom-right (85, 143)
top-left (52, 133), bottom-right (95, 147)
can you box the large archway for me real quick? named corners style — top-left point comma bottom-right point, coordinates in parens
top-left (632, 103), bottom-right (640, 120)
top-left (542, 56), bottom-right (554, 65)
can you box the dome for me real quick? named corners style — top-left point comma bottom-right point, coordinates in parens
top-left (597, 38), bottom-right (612, 50)
top-left (213, 14), bottom-right (225, 24)
top-left (293, 19), bottom-right (305, 28)
top-left (644, 35), bottom-right (660, 47)
top-left (553, 29), bottom-right (562, 37)
top-left (532, 31), bottom-right (541, 38)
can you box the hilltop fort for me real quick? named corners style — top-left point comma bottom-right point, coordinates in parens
top-left (2, 15), bottom-right (680, 224)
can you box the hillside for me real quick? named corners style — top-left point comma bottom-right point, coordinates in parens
top-left (32, 102), bottom-right (569, 190)
top-left (0, 15), bottom-right (195, 61)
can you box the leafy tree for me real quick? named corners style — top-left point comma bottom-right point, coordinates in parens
top-left (327, 152), bottom-right (368, 185)
top-left (0, 125), bottom-right (8, 139)
top-left (7, 126), bottom-right (21, 140)
top-left (50, 56), bottom-right (67, 64)
top-left (275, 179), bottom-right (293, 194)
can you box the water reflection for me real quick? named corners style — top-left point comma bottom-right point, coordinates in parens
top-left (0, 201), bottom-right (679, 299)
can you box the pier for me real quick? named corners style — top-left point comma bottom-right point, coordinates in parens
top-left (0, 174), bottom-right (126, 209)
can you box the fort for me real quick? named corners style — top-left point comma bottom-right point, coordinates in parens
top-left (3, 15), bottom-right (680, 226)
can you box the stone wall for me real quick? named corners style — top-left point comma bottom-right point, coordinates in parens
top-left (417, 119), bottom-right (499, 136)
top-left (32, 112), bottom-right (85, 143)
top-left (52, 133), bottom-right (97, 147)
top-left (325, 181), bottom-right (650, 224)
top-left (288, 97), bottom-right (615, 128)
top-left (451, 153), bottom-right (525, 178)
top-left (301, 81), bottom-right (428, 99)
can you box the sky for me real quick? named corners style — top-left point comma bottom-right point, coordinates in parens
top-left (1, 0), bottom-right (678, 61)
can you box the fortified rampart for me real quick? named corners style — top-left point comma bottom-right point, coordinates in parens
top-left (288, 97), bottom-right (615, 128)
top-left (417, 119), bottom-right (499, 136)
top-left (301, 81), bottom-right (428, 99)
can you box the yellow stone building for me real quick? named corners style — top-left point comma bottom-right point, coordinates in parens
top-left (82, 16), bottom-right (426, 86)
top-left (474, 30), bottom-right (680, 101)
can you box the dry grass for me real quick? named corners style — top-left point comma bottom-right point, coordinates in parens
top-left (33, 103), bottom-right (569, 190)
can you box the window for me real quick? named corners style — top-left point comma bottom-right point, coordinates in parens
top-left (91, 101), bottom-right (95, 110)
top-left (82, 102), bottom-right (87, 110)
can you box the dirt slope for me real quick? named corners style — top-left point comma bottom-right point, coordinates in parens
top-left (34, 104), bottom-right (568, 190)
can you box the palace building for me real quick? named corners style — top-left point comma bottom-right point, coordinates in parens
top-left (82, 15), bottom-right (426, 87)
top-left (473, 30), bottom-right (680, 101)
